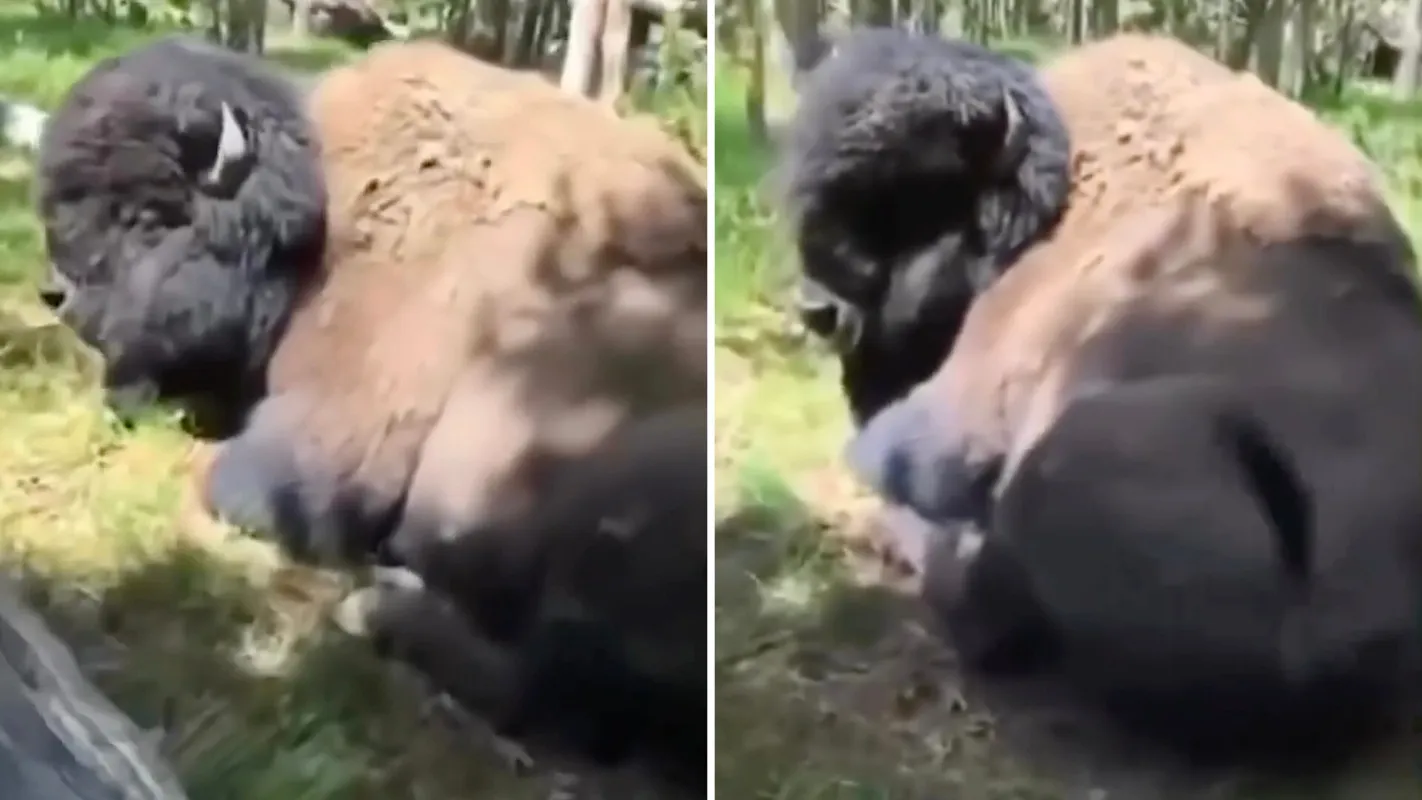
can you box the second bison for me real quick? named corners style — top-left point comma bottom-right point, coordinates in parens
top-left (786, 30), bottom-right (1422, 763)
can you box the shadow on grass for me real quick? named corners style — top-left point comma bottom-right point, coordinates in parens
top-left (18, 543), bottom-right (435, 798)
top-left (715, 475), bottom-right (1069, 800)
top-left (17, 531), bottom-right (670, 800)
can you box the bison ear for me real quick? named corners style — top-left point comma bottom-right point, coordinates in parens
top-left (182, 101), bottom-right (254, 197)
top-left (989, 87), bottom-right (1028, 178)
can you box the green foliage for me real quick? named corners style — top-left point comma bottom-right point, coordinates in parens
top-left (1313, 80), bottom-right (1422, 233)
top-left (630, 26), bottom-right (710, 161)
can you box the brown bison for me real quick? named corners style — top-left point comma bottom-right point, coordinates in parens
top-left (34, 35), bottom-right (707, 776)
top-left (788, 31), bottom-right (1422, 762)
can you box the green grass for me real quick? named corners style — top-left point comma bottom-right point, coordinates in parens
top-left (0, 9), bottom-right (704, 798)
top-left (712, 51), bottom-right (1422, 799)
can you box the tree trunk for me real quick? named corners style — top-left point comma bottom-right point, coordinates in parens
top-left (745, 0), bottom-right (769, 144)
top-left (206, 0), bottom-right (223, 42)
top-left (1215, 0), bottom-right (1232, 59)
top-left (479, 0), bottom-right (513, 63)
top-left (224, 0), bottom-right (265, 54)
top-left (290, 0), bottom-right (309, 37)
top-left (1280, 0), bottom-right (1312, 96)
top-left (1397, 0), bottom-right (1422, 96)
top-left (536, 0), bottom-right (560, 65)
top-left (1253, 0), bottom-right (1286, 86)
top-left (443, 0), bottom-right (474, 48)
top-left (1092, 0), bottom-right (1117, 36)
top-left (773, 0), bottom-right (826, 85)
top-left (562, 0), bottom-right (608, 97)
top-left (1227, 0), bottom-right (1270, 69)
top-left (1333, 0), bottom-right (1355, 95)
top-left (513, 0), bottom-right (546, 67)
top-left (863, 0), bottom-right (892, 25)
top-left (598, 0), bottom-right (633, 105)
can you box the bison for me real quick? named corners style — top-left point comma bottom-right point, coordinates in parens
top-left (34, 35), bottom-right (707, 772)
top-left (787, 30), bottom-right (1422, 762)
top-left (351, 405), bottom-right (706, 786)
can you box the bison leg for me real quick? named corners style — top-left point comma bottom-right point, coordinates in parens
top-left (931, 527), bottom-right (1059, 673)
top-left (846, 387), bottom-right (998, 527)
top-left (335, 575), bottom-right (540, 772)
top-left (203, 411), bottom-right (296, 537)
top-left (340, 574), bottom-right (675, 775)
top-left (203, 393), bottom-right (397, 564)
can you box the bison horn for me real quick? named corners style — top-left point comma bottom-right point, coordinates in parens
top-left (0, 99), bottom-right (47, 151)
top-left (991, 87), bottom-right (1028, 179)
top-left (200, 101), bottom-right (253, 195)
top-left (796, 276), bottom-right (864, 353)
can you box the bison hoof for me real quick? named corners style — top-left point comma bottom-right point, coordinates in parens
top-left (489, 732), bottom-right (537, 775)
top-left (332, 586), bottom-right (381, 638)
top-left (102, 381), bottom-right (159, 424)
top-left (333, 568), bottom-right (425, 638)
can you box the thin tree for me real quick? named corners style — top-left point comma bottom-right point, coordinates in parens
top-left (563, 0), bottom-right (610, 96)
top-left (1397, 0), bottom-right (1422, 96)
top-left (599, 0), bottom-right (634, 104)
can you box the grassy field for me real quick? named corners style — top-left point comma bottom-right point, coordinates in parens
top-left (711, 51), bottom-right (1422, 799)
top-left (0, 9), bottom-right (704, 799)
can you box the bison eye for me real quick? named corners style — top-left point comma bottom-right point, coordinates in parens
top-left (38, 284), bottom-right (66, 310)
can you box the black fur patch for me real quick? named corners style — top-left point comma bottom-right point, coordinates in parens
top-left (204, 393), bottom-right (403, 564)
top-left (948, 233), bottom-right (1422, 764)
top-left (36, 36), bottom-right (326, 429)
top-left (379, 406), bottom-right (707, 780)
top-left (780, 28), bottom-right (1071, 424)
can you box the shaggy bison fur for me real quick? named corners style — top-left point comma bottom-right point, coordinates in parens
top-left (349, 406), bottom-right (706, 784)
top-left (38, 35), bottom-right (705, 562)
top-left (780, 27), bottom-right (1071, 426)
top-left (792, 31), bottom-right (1422, 763)
top-left (36, 35), bottom-right (707, 768)
top-left (36, 36), bottom-right (326, 428)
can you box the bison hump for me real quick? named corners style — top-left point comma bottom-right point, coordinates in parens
top-left (1041, 34), bottom-right (1394, 245)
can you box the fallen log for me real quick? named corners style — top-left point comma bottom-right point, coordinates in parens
top-left (0, 577), bottom-right (188, 799)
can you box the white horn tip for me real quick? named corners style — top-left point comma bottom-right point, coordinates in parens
top-left (2, 102), bottom-right (47, 151)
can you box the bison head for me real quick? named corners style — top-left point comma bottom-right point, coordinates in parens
top-left (33, 36), bottom-right (327, 436)
top-left (779, 29), bottom-right (1072, 425)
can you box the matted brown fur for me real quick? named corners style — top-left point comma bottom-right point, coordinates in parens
top-left (248, 40), bottom-right (707, 533)
top-left (914, 34), bottom-right (1403, 483)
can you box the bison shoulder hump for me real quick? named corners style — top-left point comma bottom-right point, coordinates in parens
top-left (1042, 34), bottom-right (1391, 243)
top-left (305, 40), bottom-right (704, 267)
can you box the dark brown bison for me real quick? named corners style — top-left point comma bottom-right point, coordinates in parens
top-left (34, 35), bottom-right (707, 774)
top-left (788, 31), bottom-right (1422, 762)
top-left (351, 405), bottom-right (706, 787)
